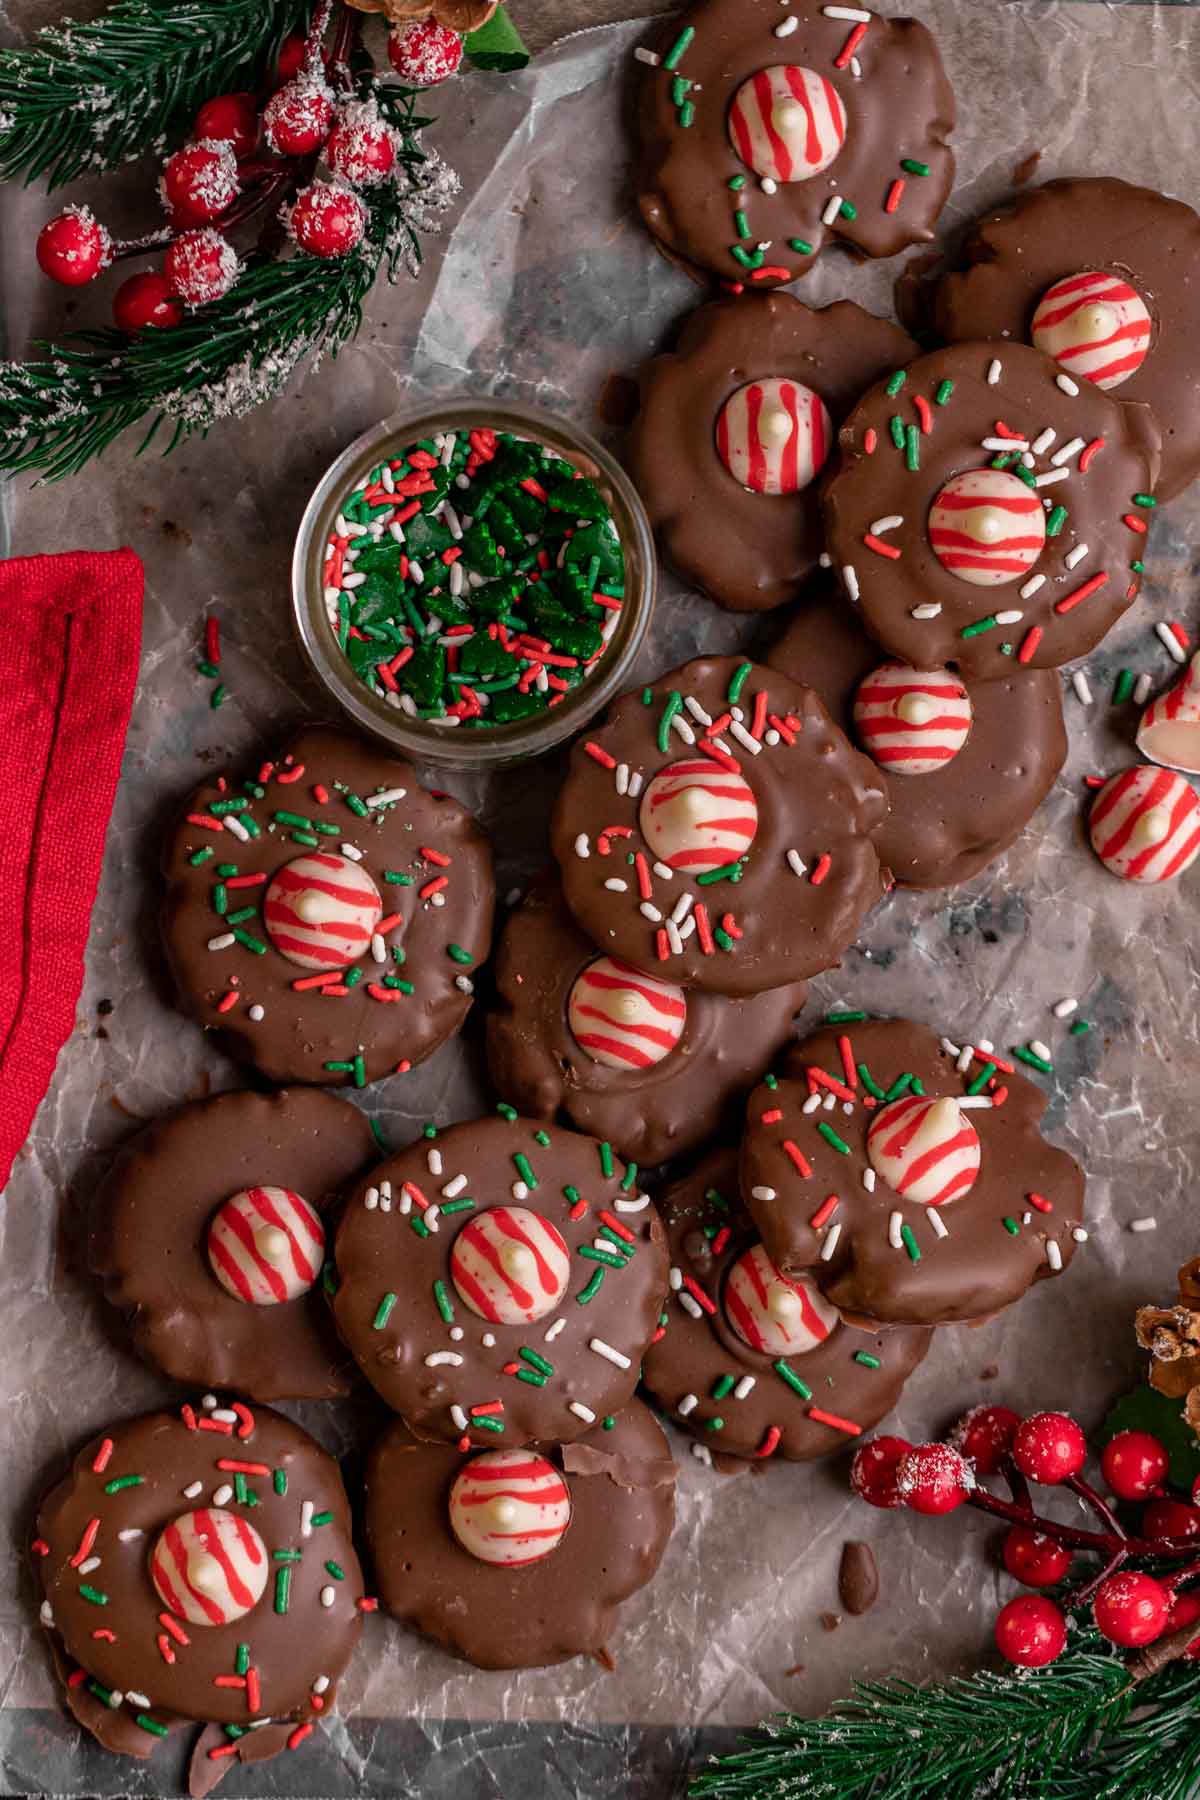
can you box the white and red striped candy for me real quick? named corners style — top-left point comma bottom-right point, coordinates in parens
top-left (1031, 271), bottom-right (1152, 391)
top-left (568, 957), bottom-right (687, 1070)
top-left (639, 760), bottom-right (759, 873)
top-left (450, 1206), bottom-right (572, 1324)
top-left (853, 664), bottom-right (973, 776)
top-left (150, 1508), bottom-right (269, 1626)
top-left (207, 1185), bottom-right (325, 1305)
top-left (1136, 652), bottom-right (1200, 775)
top-left (1088, 765), bottom-right (1200, 883)
top-left (928, 469), bottom-right (1047, 588)
top-left (723, 1244), bottom-right (838, 1356)
top-left (867, 1095), bottom-right (981, 1207)
top-left (716, 378), bottom-right (832, 496)
top-left (263, 852), bottom-right (382, 971)
top-left (448, 1449), bottom-right (572, 1566)
top-left (727, 65), bottom-right (847, 184)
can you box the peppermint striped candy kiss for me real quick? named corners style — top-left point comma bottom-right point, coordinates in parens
top-left (1089, 765), bottom-right (1200, 884)
top-left (263, 852), bottom-right (383, 971)
top-left (1031, 270), bottom-right (1152, 391)
top-left (928, 469), bottom-right (1047, 588)
top-left (207, 1185), bottom-right (325, 1305)
top-left (151, 1508), bottom-right (269, 1626)
top-left (1136, 651), bottom-right (1200, 775)
top-left (450, 1206), bottom-right (572, 1324)
top-left (568, 956), bottom-right (686, 1070)
top-left (867, 1095), bottom-right (981, 1206)
top-left (639, 759), bottom-right (759, 873)
top-left (727, 65), bottom-right (847, 184)
top-left (853, 664), bottom-right (973, 776)
top-left (724, 1244), bottom-right (839, 1356)
top-left (448, 1449), bottom-right (571, 1566)
top-left (716, 377), bottom-right (832, 496)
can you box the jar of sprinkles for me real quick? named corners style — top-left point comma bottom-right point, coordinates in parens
top-left (294, 402), bottom-right (656, 767)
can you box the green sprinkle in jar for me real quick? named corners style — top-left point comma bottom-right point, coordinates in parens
top-left (293, 400), bottom-right (656, 767)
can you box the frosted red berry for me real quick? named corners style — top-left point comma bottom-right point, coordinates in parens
top-left (163, 229), bottom-right (240, 307)
top-left (1167, 1590), bottom-right (1200, 1659)
top-left (287, 182), bottom-right (366, 259)
top-left (36, 208), bottom-right (113, 286)
top-left (113, 271), bottom-right (184, 333)
top-left (387, 18), bottom-right (464, 87)
top-left (897, 1443), bottom-right (971, 1516)
top-left (160, 139), bottom-right (240, 225)
top-left (994, 1595), bottom-right (1067, 1668)
top-left (1011, 1412), bottom-right (1088, 1485)
top-left (953, 1404), bottom-right (1021, 1476)
top-left (850, 1435), bottom-right (912, 1510)
top-left (1144, 1499), bottom-right (1200, 1542)
top-left (263, 81), bottom-right (334, 157)
top-left (193, 92), bottom-right (259, 160)
top-left (1093, 1571), bottom-right (1170, 1648)
top-left (325, 111), bottom-right (397, 187)
top-left (275, 32), bottom-right (328, 85)
top-left (1001, 1526), bottom-right (1073, 1588)
top-left (1100, 1430), bottom-right (1169, 1502)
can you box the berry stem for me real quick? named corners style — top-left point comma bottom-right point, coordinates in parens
top-left (1070, 1545), bottom-right (1128, 1609)
top-left (1065, 1470), bottom-right (1129, 1541)
top-left (327, 2), bottom-right (360, 85)
top-left (964, 1481), bottom-right (1200, 1558)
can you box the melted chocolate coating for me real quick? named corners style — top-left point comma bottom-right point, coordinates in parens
top-left (35, 1405), bottom-right (362, 1740)
top-left (550, 656), bottom-right (887, 995)
top-left (641, 1150), bottom-right (931, 1460)
top-left (935, 178), bottom-right (1200, 503)
top-left (332, 1115), bottom-right (668, 1445)
top-left (636, 0), bottom-right (955, 287)
top-left (364, 1400), bottom-right (676, 1670)
top-left (161, 725), bottom-right (495, 1087)
top-left (89, 1088), bottom-right (376, 1401)
top-left (486, 873), bottom-right (807, 1165)
top-left (766, 579), bottom-right (1067, 888)
top-left (821, 341), bottom-right (1161, 678)
top-left (627, 294), bottom-right (919, 612)
top-left (741, 1018), bottom-right (1086, 1325)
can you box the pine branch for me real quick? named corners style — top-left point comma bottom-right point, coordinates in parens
top-left (0, 0), bottom-right (311, 188)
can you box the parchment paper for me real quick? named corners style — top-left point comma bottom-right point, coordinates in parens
top-left (2, 1), bottom-right (1200, 1793)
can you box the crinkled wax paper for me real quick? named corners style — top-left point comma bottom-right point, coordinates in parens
top-left (2, 0), bottom-right (1200, 1793)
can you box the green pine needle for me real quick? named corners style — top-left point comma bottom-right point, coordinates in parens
top-left (691, 1640), bottom-right (1200, 1800)
top-left (0, 0), bottom-right (310, 189)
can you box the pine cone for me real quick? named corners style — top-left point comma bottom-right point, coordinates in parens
top-left (1136, 1260), bottom-right (1200, 1399)
top-left (344, 0), bottom-right (499, 30)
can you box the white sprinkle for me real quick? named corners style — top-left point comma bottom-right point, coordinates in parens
top-left (102, 1689), bottom-right (123, 1709)
top-left (569, 1400), bottom-right (597, 1424)
top-left (342, 571), bottom-right (366, 590)
top-left (574, 833), bottom-right (590, 859)
top-left (957, 1096), bottom-right (994, 1110)
top-left (455, 974), bottom-right (474, 993)
top-left (1031, 428), bottom-right (1057, 456)
top-left (1130, 1217), bottom-right (1157, 1233)
top-left (616, 762), bottom-right (629, 796)
top-left (1053, 997), bottom-right (1078, 1019)
top-left (211, 1408), bottom-right (238, 1423)
top-left (728, 720), bottom-right (763, 756)
top-left (761, 177), bottom-right (778, 194)
top-left (397, 1185), bottom-right (411, 1216)
top-left (1020, 574), bottom-right (1046, 600)
top-left (614, 1192), bottom-right (651, 1212)
top-left (1056, 373), bottom-right (1080, 396)
top-left (450, 1405), bottom-right (469, 1432)
top-left (786, 849), bottom-right (808, 878)
top-left (224, 814), bottom-right (251, 842)
top-left (668, 1266), bottom-right (683, 1291)
top-left (320, 1586), bottom-right (336, 1609)
top-left (442, 502), bottom-right (463, 541)
top-left (692, 1443), bottom-right (713, 1467)
top-left (202, 1395), bottom-right (217, 1409)
top-left (678, 1393), bottom-right (700, 1417)
top-left (940, 1038), bottom-right (960, 1058)
top-left (823, 1092), bottom-right (837, 1112)
top-left (39, 1602), bottom-right (53, 1628)
top-left (669, 712), bottom-right (696, 745)
top-left (213, 1484), bottom-right (234, 1506)
top-left (1071, 670), bottom-right (1093, 705)
top-left (442, 1174), bottom-right (468, 1199)
top-left (1050, 436), bottom-right (1087, 468)
top-left (983, 435), bottom-right (1029, 453)
top-left (850, 54), bottom-right (862, 75)
top-left (207, 932), bottom-right (235, 951)
top-left (379, 1180), bottom-right (393, 1214)
top-left (1034, 467), bottom-right (1070, 488)
top-left (427, 1147), bottom-right (443, 1177)
top-left (765, 729), bottom-right (781, 746)
top-left (1133, 671), bottom-right (1152, 706)
top-left (775, 12), bottom-right (799, 33)
top-left (956, 1046), bottom-right (973, 1074)
top-left (822, 194), bottom-right (844, 226)
top-left (364, 1186), bottom-right (379, 1212)
top-left (425, 1351), bottom-right (463, 1366)
top-left (388, 520), bottom-right (406, 543)
top-left (654, 861), bottom-right (675, 881)
top-left (912, 603), bottom-right (942, 620)
top-left (820, 1222), bottom-right (842, 1261)
top-left (977, 1037), bottom-right (994, 1053)
top-left (78, 1555), bottom-right (101, 1575)
top-left (634, 45), bottom-right (660, 63)
top-left (888, 1210), bottom-right (903, 1250)
top-left (1022, 1212), bottom-right (1033, 1226)
top-left (370, 932), bottom-right (386, 964)
top-left (926, 1207), bottom-right (949, 1240)
top-left (408, 560), bottom-right (424, 585)
top-left (182, 1478), bottom-right (204, 1498)
top-left (628, 772), bottom-right (644, 798)
top-left (590, 1337), bottom-right (631, 1369)
top-left (823, 4), bottom-right (871, 17)
top-left (819, 552), bottom-right (832, 568)
top-left (870, 515), bottom-right (903, 535)
top-left (1072, 1227), bottom-right (1089, 1243)
top-left (300, 1499), bottom-right (314, 1539)
top-left (802, 1093), bottom-right (823, 1115)
top-left (313, 1675), bottom-right (331, 1696)
top-left (118, 1528), bottom-right (143, 1542)
top-left (751, 1185), bottom-right (777, 1202)
top-left (544, 1319), bottom-right (567, 1344)
top-left (125, 1690), bottom-right (151, 1709)
top-left (450, 1326), bottom-right (463, 1341)
top-left (671, 891), bottom-right (695, 924)
top-left (685, 696), bottom-right (713, 726)
top-left (987, 359), bottom-right (1003, 385)
top-left (1158, 622), bottom-right (1189, 663)
top-left (640, 901), bottom-right (663, 923)
top-left (994, 610), bottom-right (1023, 625)
top-left (604, 878), bottom-right (629, 892)
top-left (1046, 1240), bottom-right (1063, 1272)
top-left (863, 1169), bottom-right (877, 1193)
top-left (1064, 543), bottom-right (1089, 570)
top-left (341, 843), bottom-right (364, 861)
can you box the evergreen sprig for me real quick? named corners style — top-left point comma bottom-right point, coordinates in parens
top-left (690, 1639), bottom-right (1200, 1800)
top-left (0, 0), bottom-right (310, 189)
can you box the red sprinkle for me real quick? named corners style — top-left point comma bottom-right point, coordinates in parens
top-left (598, 1210), bottom-right (635, 1243)
top-left (276, 762), bottom-right (306, 785)
top-left (67, 1668), bottom-right (88, 1689)
top-left (711, 1226), bottom-right (731, 1256)
top-left (767, 713), bottom-right (796, 746)
top-left (568, 1197), bottom-right (589, 1222)
top-left (31, 1538), bottom-right (49, 1557)
top-left (208, 1744), bottom-right (239, 1763)
top-left (697, 739), bottom-right (742, 772)
top-left (656, 927), bottom-right (670, 962)
top-left (838, 1035), bottom-right (858, 1089)
top-left (783, 1139), bottom-right (813, 1178)
top-left (393, 499), bottom-right (422, 526)
top-left (1017, 625), bottom-right (1043, 665)
top-left (808, 1407), bottom-right (863, 1435)
top-left (186, 812), bottom-right (224, 833)
top-left (1170, 622), bottom-right (1191, 650)
top-left (807, 1066), bottom-right (855, 1103)
top-left (159, 1612), bottom-right (190, 1645)
top-left (225, 872), bottom-right (267, 889)
top-left (70, 1518), bottom-right (100, 1568)
top-left (991, 1085), bottom-right (1009, 1107)
top-left (214, 1675), bottom-right (247, 1689)
top-left (293, 972), bottom-right (340, 992)
top-left (914, 394), bottom-right (933, 434)
top-left (519, 476), bottom-right (550, 503)
top-left (584, 741), bottom-right (617, 769)
top-left (420, 847), bottom-right (451, 867)
top-left (864, 427), bottom-right (878, 455)
top-left (92, 1439), bottom-right (114, 1474)
top-left (634, 853), bottom-right (653, 900)
top-left (863, 532), bottom-right (901, 560)
top-left (197, 1414), bottom-right (234, 1434)
top-left (681, 1273), bottom-right (717, 1315)
top-left (750, 690), bottom-right (769, 740)
top-left (694, 903), bottom-right (715, 956)
top-left (810, 854), bottom-right (832, 886)
top-left (216, 1459), bottom-right (270, 1476)
top-left (833, 19), bottom-right (867, 66)
top-left (205, 616), bottom-right (220, 666)
top-left (91, 1627), bottom-right (117, 1642)
top-left (232, 1402), bottom-right (255, 1440)
top-left (470, 1401), bottom-right (504, 1417)
top-left (403, 1182), bottom-right (430, 1210)
top-left (157, 1634), bottom-right (177, 1664)
top-left (761, 1107), bottom-right (784, 1125)
top-left (217, 989), bottom-right (239, 1014)
top-left (1122, 513), bottom-right (1149, 535)
top-left (884, 178), bottom-right (905, 215)
top-left (1027, 1192), bottom-right (1054, 1213)
top-left (1078, 437), bottom-right (1106, 472)
top-left (1054, 572), bottom-right (1108, 615)
top-left (181, 1404), bottom-right (198, 1431)
top-left (419, 876), bottom-right (449, 900)
top-left (809, 1194), bottom-right (839, 1231)
top-left (358, 1597), bottom-right (380, 1612)
top-left (756, 1425), bottom-right (783, 1458)
top-left (721, 913), bottom-right (743, 940)
top-left (751, 265), bottom-right (792, 282)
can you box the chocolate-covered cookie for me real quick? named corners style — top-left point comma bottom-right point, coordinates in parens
top-left (766, 579), bottom-right (1067, 888)
top-left (332, 1115), bottom-right (668, 1446)
top-left (33, 1401), bottom-right (363, 1759)
top-left (936, 178), bottom-right (1200, 503)
top-left (627, 293), bottom-right (918, 612)
top-left (364, 1399), bottom-right (675, 1669)
top-left (642, 1151), bottom-right (931, 1461)
top-left (550, 656), bottom-right (887, 995)
top-left (740, 1017), bottom-right (1086, 1325)
top-left (161, 725), bottom-right (494, 1087)
top-left (636, 0), bottom-right (955, 288)
top-left (90, 1088), bottom-right (376, 1402)
top-left (821, 341), bottom-right (1161, 678)
top-left (485, 873), bottom-right (807, 1166)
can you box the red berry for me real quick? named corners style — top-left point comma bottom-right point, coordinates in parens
top-left (275, 32), bottom-right (328, 85)
top-left (1093, 1571), bottom-right (1170, 1648)
top-left (1011, 1412), bottom-right (1088, 1485)
top-left (896, 1443), bottom-right (971, 1516)
top-left (1001, 1526), bottom-right (1073, 1588)
top-left (850, 1435), bottom-right (912, 1510)
top-left (163, 229), bottom-right (240, 307)
top-left (194, 92), bottom-right (259, 160)
top-left (953, 1404), bottom-right (1022, 1476)
top-left (325, 108), bottom-right (397, 188)
top-left (36, 207), bottom-right (113, 286)
top-left (263, 80), bottom-right (334, 157)
top-left (994, 1595), bottom-right (1067, 1668)
top-left (1144, 1498), bottom-right (1200, 1542)
top-left (113, 271), bottom-right (184, 334)
top-left (1167, 1590), bottom-right (1200, 1659)
top-left (387, 18), bottom-right (464, 87)
top-left (286, 182), bottom-right (366, 259)
top-left (160, 139), bottom-right (240, 225)
top-left (1100, 1430), bottom-right (1169, 1502)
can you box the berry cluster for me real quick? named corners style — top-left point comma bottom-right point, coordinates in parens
top-left (853, 1408), bottom-right (1200, 1670)
top-left (33, 7), bottom-right (465, 333)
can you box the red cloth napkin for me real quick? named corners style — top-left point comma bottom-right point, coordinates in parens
top-left (0, 548), bottom-right (143, 1192)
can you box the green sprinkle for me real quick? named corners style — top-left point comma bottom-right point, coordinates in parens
top-left (274, 1567), bottom-right (291, 1614)
top-left (885, 370), bottom-right (907, 397)
top-left (236, 1643), bottom-right (250, 1675)
top-left (521, 1347), bottom-right (554, 1376)
top-left (900, 158), bottom-right (931, 175)
top-left (599, 1140), bottom-right (614, 1178)
top-left (1070, 1019), bottom-right (1092, 1036)
top-left (497, 1102), bottom-right (518, 1121)
top-left (564, 1184), bottom-right (581, 1208)
top-left (188, 847), bottom-right (213, 866)
top-left (857, 1063), bottom-right (887, 1100)
top-left (728, 174), bottom-right (746, 190)
top-left (440, 1198), bottom-right (476, 1215)
top-left (1113, 669), bottom-right (1135, 704)
top-left (961, 616), bottom-right (1000, 639)
top-left (216, 863), bottom-right (238, 875)
top-left (734, 209), bottom-right (751, 239)
top-left (1133, 493), bottom-right (1157, 508)
top-left (324, 1059), bottom-right (354, 1073)
top-left (889, 415), bottom-right (906, 450)
top-left (705, 1416), bottom-right (726, 1432)
top-left (232, 928), bottom-right (267, 955)
top-left (224, 1725), bottom-right (246, 1741)
top-left (368, 1115), bottom-right (388, 1155)
top-left (695, 860), bottom-right (745, 885)
top-left (534, 1129), bottom-right (551, 1147)
top-left (663, 23), bottom-right (694, 68)
top-left (103, 1474), bottom-right (143, 1494)
top-left (1013, 1045), bottom-right (1054, 1073)
top-left (136, 1714), bottom-right (168, 1738)
top-left (211, 882), bottom-right (228, 915)
top-left (473, 1414), bottom-right (505, 1434)
top-left (905, 424), bottom-right (920, 471)
top-left (579, 1245), bottom-right (626, 1269)
top-left (433, 1279), bottom-right (454, 1323)
top-left (197, 660), bottom-right (218, 679)
top-left (577, 1268), bottom-right (605, 1304)
top-left (712, 1374), bottom-right (736, 1400)
top-left (839, 199), bottom-right (857, 220)
top-left (324, 1561), bottom-right (345, 1581)
top-left (679, 99), bottom-right (695, 127)
top-left (372, 1292), bottom-right (398, 1330)
top-left (657, 690), bottom-right (683, 751)
top-left (273, 1470), bottom-right (287, 1496)
top-left (322, 1259), bottom-right (338, 1297)
top-left (291, 831), bottom-right (319, 847)
top-left (935, 379), bottom-right (954, 405)
top-left (234, 1474), bottom-right (252, 1506)
top-left (602, 1416), bottom-right (616, 1430)
top-left (787, 237), bottom-right (814, 255)
top-left (310, 1510), bottom-right (334, 1527)
top-left (881, 1073), bottom-right (913, 1103)
top-left (714, 927), bottom-right (735, 952)
top-left (827, 1010), bottom-right (867, 1024)
top-left (78, 1585), bottom-right (108, 1605)
top-left (854, 1352), bottom-right (882, 1369)
top-left (764, 1074), bottom-right (778, 1091)
top-left (1002, 1216), bottom-right (1020, 1236)
top-left (773, 1359), bottom-right (812, 1400)
top-left (353, 1053), bottom-right (366, 1089)
top-left (900, 1224), bottom-right (921, 1264)
top-left (641, 687), bottom-right (654, 705)
top-left (447, 943), bottom-right (473, 965)
top-left (344, 793), bottom-right (370, 818)
top-left (210, 683), bottom-right (227, 710)
top-left (670, 74), bottom-right (691, 106)
top-left (621, 1162), bottom-right (638, 1191)
top-left (409, 1215), bottom-right (431, 1239)
top-left (912, 1078), bottom-right (926, 1097)
top-left (272, 1549), bottom-right (301, 1562)
top-left (598, 1225), bottom-right (634, 1256)
top-left (209, 798), bottom-right (247, 816)
top-left (816, 1122), bottom-right (851, 1155)
top-left (965, 1060), bottom-right (996, 1096)
top-left (225, 905), bottom-right (258, 926)
top-left (1046, 505), bottom-right (1068, 537)
top-left (1131, 559), bottom-right (1145, 574)
top-left (728, 661), bottom-right (752, 704)
top-left (384, 870), bottom-right (414, 885)
top-left (513, 1151), bottom-right (537, 1188)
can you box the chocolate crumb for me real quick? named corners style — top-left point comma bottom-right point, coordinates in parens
top-left (979, 1364), bottom-right (1000, 1381)
top-left (819, 1611), bottom-right (841, 1633)
top-left (839, 1540), bottom-right (880, 1616)
top-left (784, 1663), bottom-right (806, 1677)
top-left (1012, 149), bottom-right (1042, 186)
top-left (97, 998), bottom-right (114, 1016)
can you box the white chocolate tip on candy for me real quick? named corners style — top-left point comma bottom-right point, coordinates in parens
top-left (896, 693), bottom-right (935, 727)
top-left (500, 1241), bottom-right (537, 1281)
top-left (761, 406), bottom-right (793, 444)
top-left (190, 1554), bottom-right (225, 1597)
top-left (255, 1225), bottom-right (291, 1265)
top-left (1132, 806), bottom-right (1172, 848)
